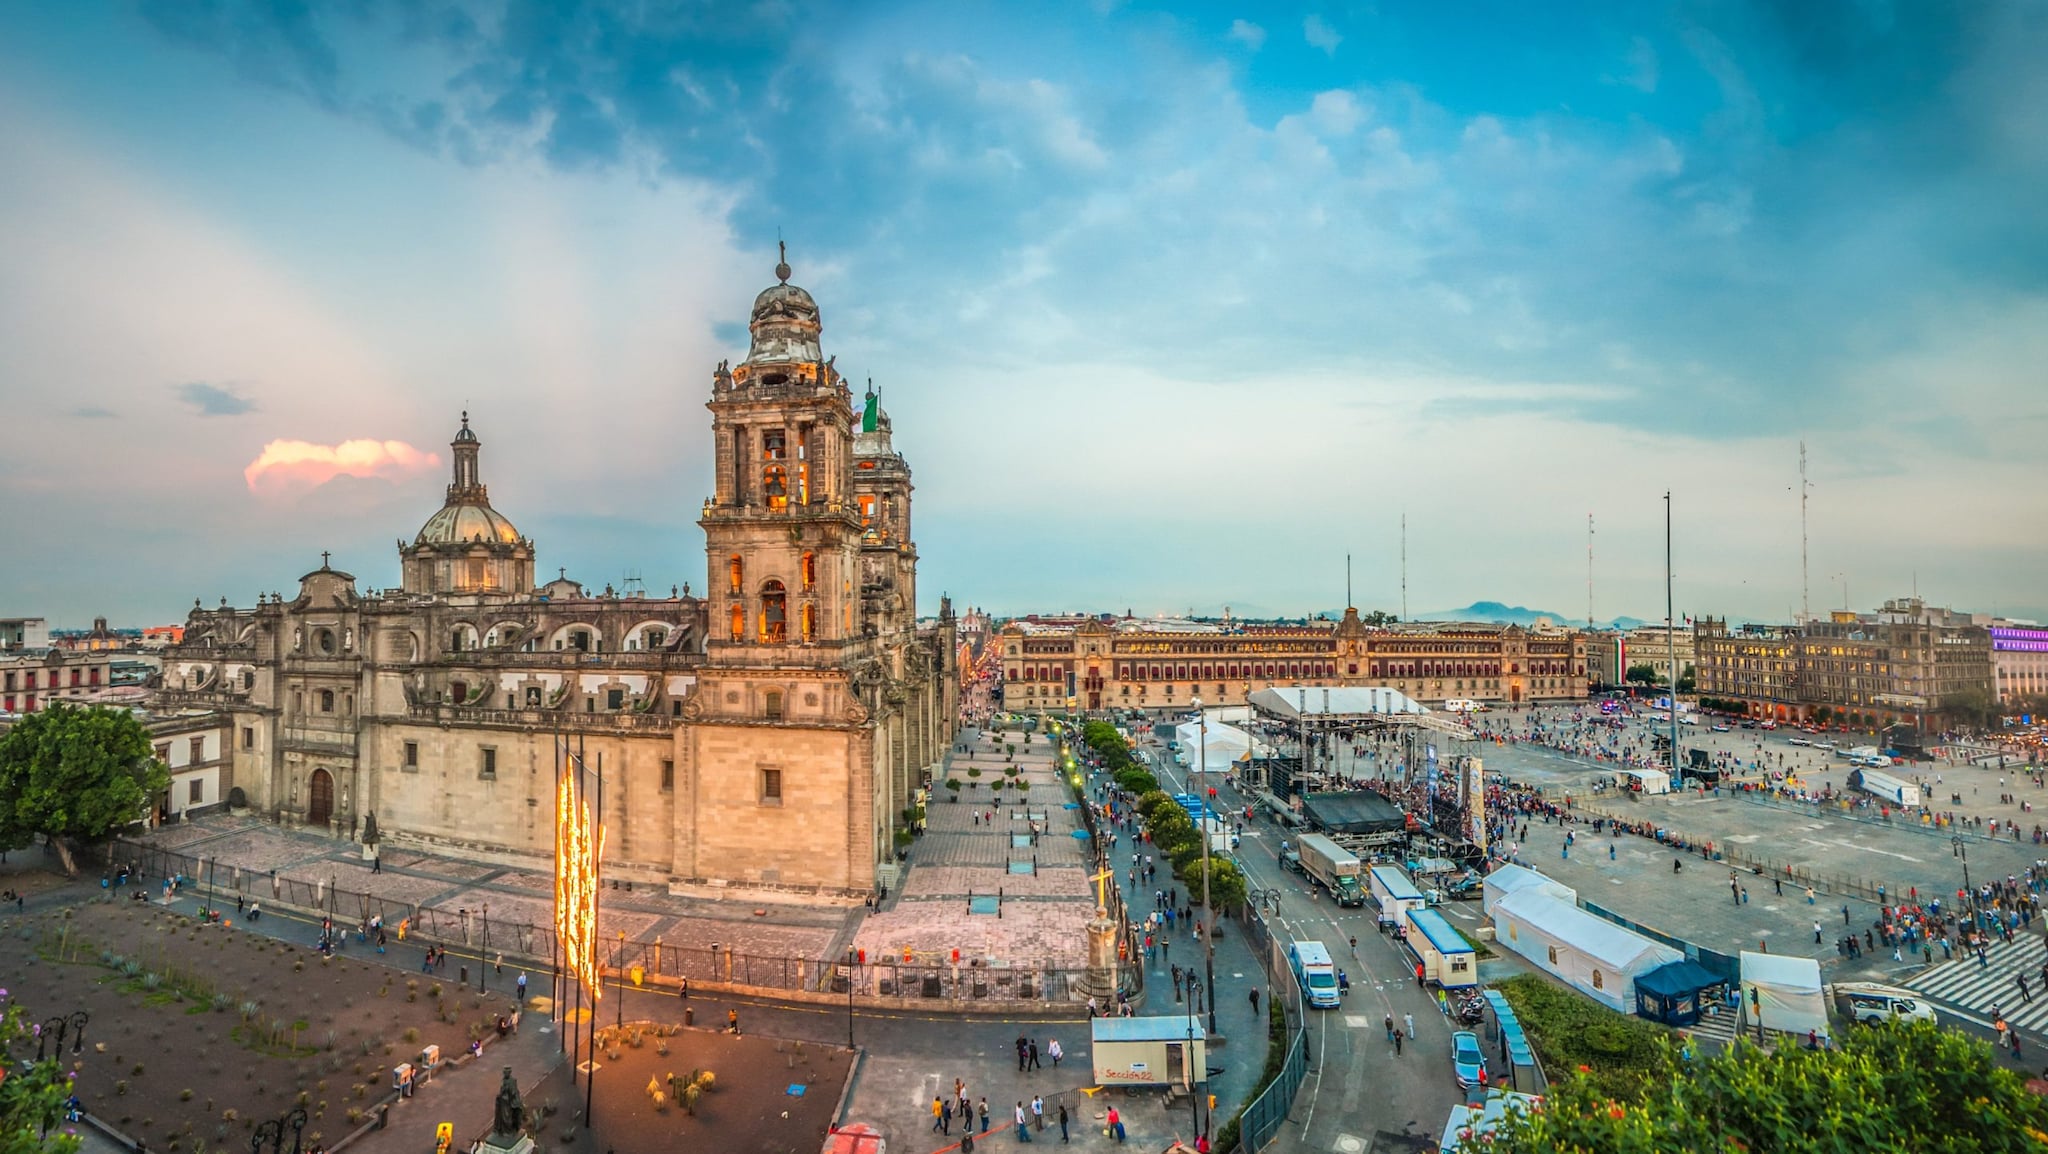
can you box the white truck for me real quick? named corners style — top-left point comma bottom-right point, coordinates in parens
top-left (1829, 982), bottom-right (1936, 1027)
top-left (1851, 767), bottom-right (1921, 807)
top-left (1297, 833), bottom-right (1367, 907)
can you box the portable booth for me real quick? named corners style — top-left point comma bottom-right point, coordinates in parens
top-left (1369, 865), bottom-right (1428, 930)
top-left (1404, 908), bottom-right (1479, 990)
top-left (1633, 959), bottom-right (1729, 1026)
top-left (1618, 768), bottom-right (1671, 794)
top-left (1091, 1015), bottom-right (1210, 1088)
top-left (1480, 989), bottom-right (1543, 1092)
top-left (1739, 952), bottom-right (1829, 1041)
top-left (1481, 864), bottom-right (1577, 918)
top-left (1490, 889), bottom-right (1681, 1012)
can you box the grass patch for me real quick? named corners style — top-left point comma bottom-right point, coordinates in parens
top-left (1494, 973), bottom-right (1677, 1104)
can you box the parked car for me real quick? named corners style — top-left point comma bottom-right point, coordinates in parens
top-left (1452, 1031), bottom-right (1486, 1089)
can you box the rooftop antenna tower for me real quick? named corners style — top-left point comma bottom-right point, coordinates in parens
top-left (620, 570), bottom-right (645, 598)
top-left (1587, 514), bottom-right (1595, 632)
top-left (1799, 441), bottom-right (1811, 622)
top-left (1400, 515), bottom-right (1408, 622)
top-left (1346, 553), bottom-right (1353, 609)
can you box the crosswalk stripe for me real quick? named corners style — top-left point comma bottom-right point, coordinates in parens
top-left (1905, 935), bottom-right (2048, 1034)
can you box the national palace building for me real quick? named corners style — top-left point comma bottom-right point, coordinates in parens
top-left (151, 253), bottom-right (958, 897)
top-left (996, 608), bottom-right (1589, 712)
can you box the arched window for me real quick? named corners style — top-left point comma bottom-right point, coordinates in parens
top-left (728, 555), bottom-right (743, 595)
top-left (763, 463), bottom-right (789, 512)
top-left (801, 602), bottom-right (816, 642)
top-left (318, 689), bottom-right (334, 713)
top-left (759, 581), bottom-right (787, 644)
top-left (729, 603), bottom-right (744, 642)
top-left (801, 551), bottom-right (816, 590)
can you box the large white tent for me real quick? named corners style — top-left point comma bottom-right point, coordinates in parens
top-left (1739, 952), bottom-right (1829, 1040)
top-left (1482, 864), bottom-right (1578, 918)
top-left (1492, 890), bottom-right (1682, 1012)
top-left (1174, 719), bottom-right (1263, 774)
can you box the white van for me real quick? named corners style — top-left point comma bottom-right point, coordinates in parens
top-left (1831, 982), bottom-right (1936, 1027)
top-left (1290, 940), bottom-right (1341, 1009)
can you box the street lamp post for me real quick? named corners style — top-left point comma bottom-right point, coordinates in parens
top-left (616, 931), bottom-right (627, 1029)
top-left (36, 1010), bottom-right (88, 1062)
top-left (480, 903), bottom-right (490, 994)
top-left (1953, 835), bottom-right (1973, 925)
top-left (1194, 697), bottom-right (1216, 1036)
top-left (846, 946), bottom-right (858, 1050)
top-left (1184, 968), bottom-right (1200, 1140)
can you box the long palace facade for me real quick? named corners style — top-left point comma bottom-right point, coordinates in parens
top-left (997, 608), bottom-right (1587, 711)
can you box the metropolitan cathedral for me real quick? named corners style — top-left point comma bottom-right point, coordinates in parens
top-left (157, 254), bottom-right (957, 896)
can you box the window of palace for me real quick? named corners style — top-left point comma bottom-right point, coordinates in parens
top-left (319, 689), bottom-right (334, 713)
top-left (801, 602), bottom-right (816, 643)
top-left (759, 581), bottom-right (788, 644)
top-left (764, 689), bottom-right (783, 720)
top-left (760, 767), bottom-right (783, 805)
top-left (858, 494), bottom-right (876, 538)
top-left (729, 603), bottom-right (744, 642)
top-left (728, 555), bottom-right (743, 595)
top-left (801, 551), bottom-right (816, 590)
top-left (316, 629), bottom-right (336, 655)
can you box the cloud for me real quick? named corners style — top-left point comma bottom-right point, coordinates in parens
top-left (1303, 15), bottom-right (1342, 56)
top-left (243, 439), bottom-right (440, 493)
top-left (1227, 20), bottom-right (1266, 51)
top-left (1616, 35), bottom-right (1658, 93)
top-left (176, 381), bottom-right (257, 416)
top-left (70, 405), bottom-right (117, 419)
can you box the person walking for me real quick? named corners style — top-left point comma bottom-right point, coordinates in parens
top-left (1028, 1039), bottom-right (1042, 1071)
top-left (2020, 974), bottom-right (2034, 1004)
top-left (1107, 1105), bottom-right (1125, 1143)
top-left (1058, 1103), bottom-right (1070, 1144)
top-left (1814, 921), bottom-right (1824, 945)
top-left (1033, 1094), bottom-right (1045, 1131)
top-left (1404, 1013), bottom-right (1415, 1039)
top-left (727, 1008), bottom-right (740, 1035)
top-left (1014, 1101), bottom-right (1033, 1142)
top-left (1249, 988), bottom-right (1260, 1015)
top-left (1384, 1013), bottom-right (1396, 1043)
top-left (979, 1098), bottom-right (990, 1134)
top-left (516, 972), bottom-right (528, 1002)
top-left (1394, 1029), bottom-right (1403, 1055)
top-left (1047, 1037), bottom-right (1063, 1068)
top-left (933, 1097), bottom-right (947, 1133)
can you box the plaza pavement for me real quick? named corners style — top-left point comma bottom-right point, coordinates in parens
top-left (851, 726), bottom-right (1100, 974)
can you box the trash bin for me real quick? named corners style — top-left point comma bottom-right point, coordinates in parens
top-left (684, 1007), bottom-right (694, 1027)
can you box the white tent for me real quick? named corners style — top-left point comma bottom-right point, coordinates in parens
top-left (1482, 864), bottom-right (1578, 918)
top-left (1492, 890), bottom-right (1683, 1012)
top-left (1620, 768), bottom-right (1671, 795)
top-left (1739, 952), bottom-right (1829, 1040)
top-left (1174, 719), bottom-right (1261, 774)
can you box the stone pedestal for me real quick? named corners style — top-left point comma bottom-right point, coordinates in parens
top-left (478, 1135), bottom-right (534, 1154)
top-left (1074, 905), bottom-right (1120, 1001)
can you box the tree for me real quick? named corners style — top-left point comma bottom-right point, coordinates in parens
top-left (1179, 856), bottom-right (1248, 913)
top-left (0, 996), bottom-right (82, 1153)
top-left (1675, 663), bottom-right (1696, 695)
top-left (0, 703), bottom-right (168, 875)
top-left (1625, 663), bottom-right (1661, 686)
top-left (1474, 1021), bottom-right (2048, 1154)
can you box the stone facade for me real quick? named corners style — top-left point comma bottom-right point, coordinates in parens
top-left (1694, 598), bottom-right (1995, 728)
top-left (156, 257), bottom-right (958, 897)
top-left (998, 607), bottom-right (1588, 711)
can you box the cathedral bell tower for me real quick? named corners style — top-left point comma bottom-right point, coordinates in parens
top-left (699, 246), bottom-right (864, 656)
top-left (684, 248), bottom-right (881, 896)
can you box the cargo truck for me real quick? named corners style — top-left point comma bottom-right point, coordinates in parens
top-left (1297, 833), bottom-right (1367, 906)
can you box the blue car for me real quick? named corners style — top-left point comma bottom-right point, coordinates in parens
top-left (1452, 1031), bottom-right (1485, 1089)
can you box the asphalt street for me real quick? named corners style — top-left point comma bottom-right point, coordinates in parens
top-left (1129, 735), bottom-right (1462, 1154)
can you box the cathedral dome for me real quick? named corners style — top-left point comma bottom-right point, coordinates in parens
top-left (414, 501), bottom-right (521, 546)
top-left (746, 245), bottom-right (823, 365)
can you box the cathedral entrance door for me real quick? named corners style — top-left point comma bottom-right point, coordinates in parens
top-left (307, 769), bottom-right (334, 827)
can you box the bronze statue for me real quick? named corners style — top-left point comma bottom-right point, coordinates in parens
top-left (491, 1066), bottom-right (524, 1137)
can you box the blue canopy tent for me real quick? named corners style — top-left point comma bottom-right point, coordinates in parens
top-left (1634, 959), bottom-right (1728, 1026)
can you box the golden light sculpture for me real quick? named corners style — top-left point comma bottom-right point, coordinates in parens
top-left (554, 764), bottom-right (604, 1001)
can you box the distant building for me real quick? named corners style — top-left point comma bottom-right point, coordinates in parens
top-left (143, 711), bottom-right (232, 824)
top-left (1989, 624), bottom-right (2048, 708)
top-left (997, 607), bottom-right (1587, 711)
top-left (1583, 632), bottom-right (1625, 689)
top-left (0, 617), bottom-right (49, 652)
top-left (1622, 624), bottom-right (1696, 686)
top-left (1694, 598), bottom-right (1994, 729)
top-left (57, 617), bottom-right (128, 652)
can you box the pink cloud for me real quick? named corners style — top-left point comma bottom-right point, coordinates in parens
top-left (244, 439), bottom-right (440, 492)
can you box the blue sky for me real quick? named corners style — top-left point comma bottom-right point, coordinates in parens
top-left (3, 1), bottom-right (2045, 627)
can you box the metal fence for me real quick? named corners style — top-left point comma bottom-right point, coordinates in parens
top-left (107, 838), bottom-right (1100, 1006)
top-left (1574, 802), bottom-right (1904, 904)
top-left (1226, 903), bottom-right (1310, 1154)
top-left (1726, 790), bottom-right (1998, 845)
